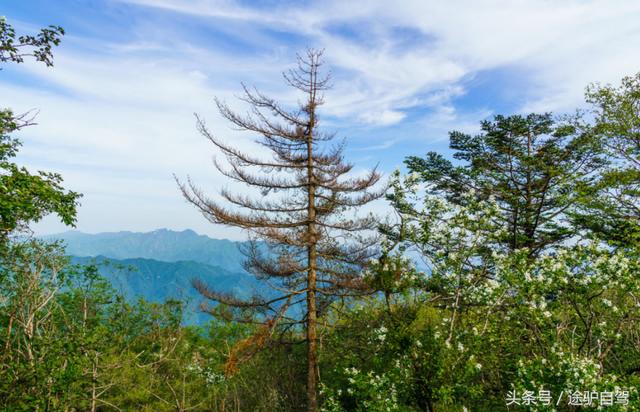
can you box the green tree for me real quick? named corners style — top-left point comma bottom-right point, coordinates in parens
top-left (0, 18), bottom-right (79, 242)
top-left (404, 113), bottom-right (603, 256)
top-left (575, 73), bottom-right (640, 247)
top-left (0, 18), bottom-right (85, 410)
top-left (0, 112), bottom-right (81, 240)
top-left (0, 241), bottom-right (90, 410)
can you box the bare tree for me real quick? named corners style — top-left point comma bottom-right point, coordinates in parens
top-left (177, 49), bottom-right (383, 411)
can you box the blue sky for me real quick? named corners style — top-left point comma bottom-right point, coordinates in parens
top-left (2, 0), bottom-right (640, 239)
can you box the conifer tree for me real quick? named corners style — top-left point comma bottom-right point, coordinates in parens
top-left (177, 49), bottom-right (382, 411)
top-left (404, 113), bottom-right (603, 256)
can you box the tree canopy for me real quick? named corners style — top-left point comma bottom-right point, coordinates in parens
top-left (0, 18), bottom-right (79, 243)
top-left (404, 113), bottom-right (603, 256)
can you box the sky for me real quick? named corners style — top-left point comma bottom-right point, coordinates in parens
top-left (2, 0), bottom-right (640, 239)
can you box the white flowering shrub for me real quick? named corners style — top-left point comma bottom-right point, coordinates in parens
top-left (186, 360), bottom-right (226, 386)
top-left (514, 352), bottom-right (639, 411)
top-left (320, 171), bottom-right (640, 411)
top-left (321, 297), bottom-right (491, 410)
top-left (320, 367), bottom-right (402, 412)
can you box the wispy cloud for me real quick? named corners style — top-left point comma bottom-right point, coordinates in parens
top-left (116, 0), bottom-right (640, 116)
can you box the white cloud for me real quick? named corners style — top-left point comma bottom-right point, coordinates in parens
top-left (358, 110), bottom-right (406, 126)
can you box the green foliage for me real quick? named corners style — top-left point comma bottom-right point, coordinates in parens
top-left (0, 111), bottom-right (81, 239)
top-left (0, 239), bottom-right (310, 410)
top-left (404, 113), bottom-right (603, 255)
top-left (0, 18), bottom-right (80, 242)
top-left (0, 16), bottom-right (64, 67)
top-left (319, 100), bottom-right (640, 410)
top-left (320, 244), bottom-right (640, 410)
top-left (0, 240), bottom-right (89, 410)
top-left (574, 72), bottom-right (640, 248)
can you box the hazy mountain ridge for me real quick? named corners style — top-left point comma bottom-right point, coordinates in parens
top-left (46, 229), bottom-right (248, 273)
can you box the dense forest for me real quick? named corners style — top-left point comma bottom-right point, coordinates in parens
top-left (1, 18), bottom-right (640, 412)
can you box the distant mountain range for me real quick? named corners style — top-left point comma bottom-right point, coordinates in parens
top-left (46, 229), bottom-right (247, 272)
top-left (45, 229), bottom-right (259, 325)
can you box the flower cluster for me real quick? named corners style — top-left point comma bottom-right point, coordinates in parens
top-left (186, 361), bottom-right (225, 386)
